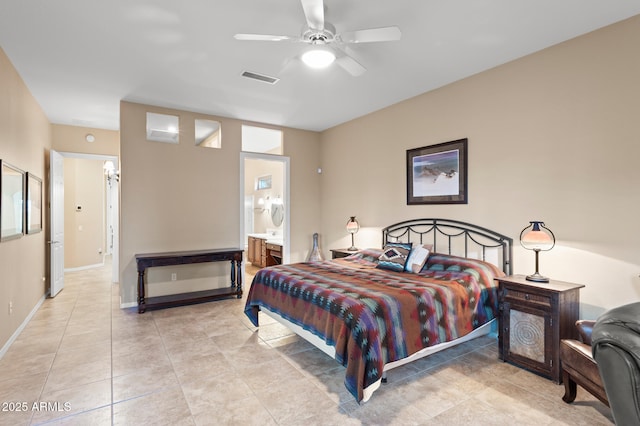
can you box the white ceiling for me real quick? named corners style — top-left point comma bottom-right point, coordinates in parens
top-left (1, 1), bottom-right (639, 132)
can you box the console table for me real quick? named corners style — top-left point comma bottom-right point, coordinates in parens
top-left (136, 248), bottom-right (243, 313)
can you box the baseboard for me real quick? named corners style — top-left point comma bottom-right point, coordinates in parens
top-left (120, 302), bottom-right (137, 309)
top-left (0, 294), bottom-right (46, 360)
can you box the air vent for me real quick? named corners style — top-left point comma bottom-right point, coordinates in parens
top-left (241, 71), bottom-right (279, 85)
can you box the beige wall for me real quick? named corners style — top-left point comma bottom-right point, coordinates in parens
top-left (119, 102), bottom-right (322, 305)
top-left (63, 158), bottom-right (106, 269)
top-left (52, 124), bottom-right (120, 157)
top-left (320, 16), bottom-right (640, 318)
top-left (0, 48), bottom-right (51, 350)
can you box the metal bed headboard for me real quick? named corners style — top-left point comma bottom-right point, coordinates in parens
top-left (382, 218), bottom-right (513, 275)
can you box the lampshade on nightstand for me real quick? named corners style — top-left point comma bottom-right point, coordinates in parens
top-left (520, 221), bottom-right (555, 282)
top-left (346, 216), bottom-right (360, 251)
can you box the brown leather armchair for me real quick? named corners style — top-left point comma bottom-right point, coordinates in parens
top-left (560, 320), bottom-right (609, 406)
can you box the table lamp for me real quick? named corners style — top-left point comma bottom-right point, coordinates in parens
top-left (520, 221), bottom-right (555, 282)
top-left (346, 216), bottom-right (360, 251)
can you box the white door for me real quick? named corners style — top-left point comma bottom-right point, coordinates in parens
top-left (49, 150), bottom-right (64, 297)
top-left (108, 172), bottom-right (119, 283)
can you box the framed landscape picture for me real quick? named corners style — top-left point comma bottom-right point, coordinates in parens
top-left (406, 138), bottom-right (468, 205)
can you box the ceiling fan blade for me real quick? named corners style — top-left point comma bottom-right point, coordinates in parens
top-left (336, 54), bottom-right (366, 77)
top-left (234, 33), bottom-right (294, 42)
top-left (338, 26), bottom-right (401, 44)
top-left (300, 0), bottom-right (325, 31)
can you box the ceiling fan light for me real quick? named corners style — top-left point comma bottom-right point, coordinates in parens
top-left (301, 48), bottom-right (336, 69)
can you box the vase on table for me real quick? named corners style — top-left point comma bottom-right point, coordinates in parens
top-left (308, 233), bottom-right (323, 261)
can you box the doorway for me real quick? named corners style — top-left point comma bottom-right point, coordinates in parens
top-left (50, 151), bottom-right (119, 289)
top-left (240, 153), bottom-right (290, 265)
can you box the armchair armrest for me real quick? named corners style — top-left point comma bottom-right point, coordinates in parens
top-left (576, 320), bottom-right (596, 345)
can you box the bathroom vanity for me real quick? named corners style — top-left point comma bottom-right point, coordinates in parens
top-left (248, 233), bottom-right (282, 268)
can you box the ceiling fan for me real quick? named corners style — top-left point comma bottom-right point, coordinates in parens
top-left (233, 0), bottom-right (401, 76)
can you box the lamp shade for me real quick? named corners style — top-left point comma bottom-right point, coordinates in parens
top-left (520, 221), bottom-right (555, 251)
top-left (346, 216), bottom-right (359, 251)
top-left (346, 216), bottom-right (360, 234)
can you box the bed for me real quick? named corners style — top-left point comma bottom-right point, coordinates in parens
top-left (244, 218), bottom-right (513, 403)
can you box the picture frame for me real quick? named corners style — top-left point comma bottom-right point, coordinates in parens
top-left (406, 138), bottom-right (468, 205)
top-left (26, 172), bottom-right (43, 234)
top-left (1, 160), bottom-right (25, 241)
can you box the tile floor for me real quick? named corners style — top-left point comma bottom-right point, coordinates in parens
top-left (0, 261), bottom-right (613, 425)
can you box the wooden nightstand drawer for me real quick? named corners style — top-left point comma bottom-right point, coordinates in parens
top-left (502, 287), bottom-right (551, 307)
top-left (330, 248), bottom-right (356, 259)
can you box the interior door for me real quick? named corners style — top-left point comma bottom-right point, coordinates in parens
top-left (49, 150), bottom-right (64, 297)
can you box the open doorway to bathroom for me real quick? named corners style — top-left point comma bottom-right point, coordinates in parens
top-left (240, 125), bottom-right (290, 268)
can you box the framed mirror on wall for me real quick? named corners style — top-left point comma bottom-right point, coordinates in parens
top-left (1, 160), bottom-right (25, 241)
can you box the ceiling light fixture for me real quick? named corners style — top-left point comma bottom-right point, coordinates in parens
top-left (301, 41), bottom-right (335, 69)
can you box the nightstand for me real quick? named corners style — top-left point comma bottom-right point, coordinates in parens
top-left (496, 275), bottom-right (585, 383)
top-left (330, 248), bottom-right (357, 259)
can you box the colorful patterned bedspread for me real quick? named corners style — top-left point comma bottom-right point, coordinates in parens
top-left (243, 250), bottom-right (504, 402)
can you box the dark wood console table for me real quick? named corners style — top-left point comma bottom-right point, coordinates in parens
top-left (136, 248), bottom-right (243, 313)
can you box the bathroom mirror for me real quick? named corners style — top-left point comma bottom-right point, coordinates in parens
top-left (271, 202), bottom-right (284, 227)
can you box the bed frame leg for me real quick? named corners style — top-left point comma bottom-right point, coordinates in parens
top-left (381, 372), bottom-right (387, 384)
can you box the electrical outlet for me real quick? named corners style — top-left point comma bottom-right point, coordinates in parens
top-left (171, 273), bottom-right (177, 281)
top-left (9, 301), bottom-right (13, 315)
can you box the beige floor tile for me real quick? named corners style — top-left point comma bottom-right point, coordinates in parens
top-left (112, 348), bottom-right (173, 377)
top-left (111, 335), bottom-right (165, 360)
top-left (50, 344), bottom-right (111, 369)
top-left (220, 340), bottom-right (283, 370)
top-left (31, 378), bottom-right (112, 424)
top-left (172, 353), bottom-right (236, 384)
top-left (233, 356), bottom-right (307, 392)
top-left (8, 333), bottom-right (63, 355)
top-left (0, 371), bottom-right (47, 407)
top-left (264, 333), bottom-right (317, 355)
top-left (164, 337), bottom-right (222, 364)
top-left (209, 328), bottom-right (261, 352)
top-left (191, 395), bottom-right (277, 426)
top-left (112, 364), bottom-right (180, 403)
top-left (252, 376), bottom-right (338, 424)
top-left (0, 351), bottom-right (56, 382)
top-left (0, 409), bottom-right (34, 426)
top-left (430, 396), bottom-right (517, 425)
top-left (181, 370), bottom-right (254, 415)
top-left (57, 330), bottom-right (110, 353)
top-left (38, 405), bottom-right (112, 425)
top-left (43, 357), bottom-right (111, 393)
top-left (112, 386), bottom-right (194, 425)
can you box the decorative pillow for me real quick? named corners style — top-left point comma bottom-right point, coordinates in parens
top-left (376, 242), bottom-right (412, 272)
top-left (405, 244), bottom-right (433, 273)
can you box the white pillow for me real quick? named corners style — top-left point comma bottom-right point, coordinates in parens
top-left (405, 244), bottom-right (433, 273)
